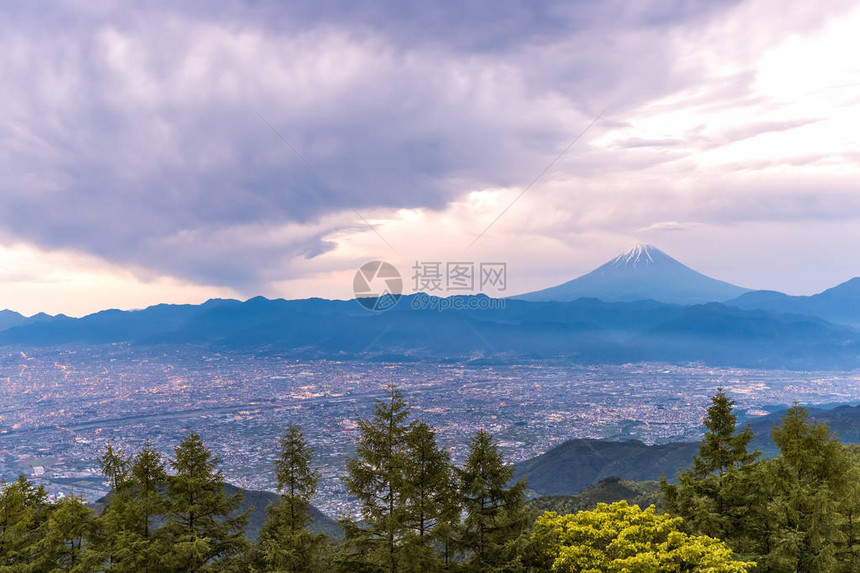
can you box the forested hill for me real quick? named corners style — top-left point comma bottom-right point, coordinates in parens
top-left (92, 484), bottom-right (343, 540)
top-left (526, 477), bottom-right (662, 515)
top-left (515, 404), bottom-right (860, 496)
top-left (514, 439), bottom-right (698, 496)
top-left (746, 403), bottom-right (860, 447)
top-left (222, 485), bottom-right (343, 540)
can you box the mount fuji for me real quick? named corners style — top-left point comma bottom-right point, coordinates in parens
top-left (515, 244), bottom-right (750, 305)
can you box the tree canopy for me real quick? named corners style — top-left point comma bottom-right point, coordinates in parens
top-left (3, 388), bottom-right (860, 572)
top-left (531, 501), bottom-right (754, 572)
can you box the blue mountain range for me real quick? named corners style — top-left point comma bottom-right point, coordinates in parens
top-left (0, 245), bottom-right (857, 369)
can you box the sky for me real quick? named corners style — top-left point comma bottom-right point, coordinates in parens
top-left (2, 0), bottom-right (860, 316)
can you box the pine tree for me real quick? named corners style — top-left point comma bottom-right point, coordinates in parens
top-left (722, 456), bottom-right (779, 563)
top-left (164, 432), bottom-right (249, 572)
top-left (767, 404), bottom-right (854, 573)
top-left (99, 443), bottom-right (130, 494)
top-left (130, 443), bottom-right (168, 543)
top-left (90, 442), bottom-right (133, 570)
top-left (661, 389), bottom-right (758, 544)
top-left (839, 447), bottom-right (860, 570)
top-left (694, 389), bottom-right (757, 483)
top-left (86, 442), bottom-right (170, 572)
top-left (400, 420), bottom-right (454, 572)
top-left (0, 475), bottom-right (51, 570)
top-left (259, 423), bottom-right (327, 573)
top-left (458, 430), bottom-right (530, 573)
top-left (38, 494), bottom-right (95, 572)
top-left (341, 386), bottom-right (413, 573)
top-left (428, 462), bottom-right (462, 572)
top-left (122, 443), bottom-right (170, 571)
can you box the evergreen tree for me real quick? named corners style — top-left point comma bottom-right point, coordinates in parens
top-left (661, 389), bottom-right (757, 544)
top-left (401, 420), bottom-right (454, 571)
top-left (459, 430), bottom-right (530, 573)
top-left (37, 494), bottom-right (95, 572)
top-left (164, 432), bottom-right (249, 572)
top-left (97, 442), bottom-right (169, 572)
top-left (259, 423), bottom-right (327, 573)
top-left (341, 386), bottom-right (413, 573)
top-left (90, 442), bottom-right (133, 570)
top-left (0, 475), bottom-right (51, 571)
top-left (661, 394), bottom-right (860, 570)
top-left (130, 443), bottom-right (169, 543)
top-left (99, 443), bottom-right (130, 494)
top-left (721, 457), bottom-right (779, 564)
top-left (838, 446), bottom-right (860, 570)
top-left (766, 404), bottom-right (854, 573)
top-left (694, 389), bottom-right (757, 482)
top-left (429, 459), bottom-right (463, 571)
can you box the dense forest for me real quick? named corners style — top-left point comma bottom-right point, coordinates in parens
top-left (2, 388), bottom-right (859, 572)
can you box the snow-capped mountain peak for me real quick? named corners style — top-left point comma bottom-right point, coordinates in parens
top-left (515, 244), bottom-right (750, 304)
top-left (610, 244), bottom-right (661, 268)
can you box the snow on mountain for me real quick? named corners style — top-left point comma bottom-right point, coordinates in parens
top-left (609, 244), bottom-right (658, 268)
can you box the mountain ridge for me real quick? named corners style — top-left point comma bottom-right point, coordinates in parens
top-left (0, 309), bottom-right (27, 332)
top-left (0, 294), bottom-right (858, 369)
top-left (727, 276), bottom-right (860, 326)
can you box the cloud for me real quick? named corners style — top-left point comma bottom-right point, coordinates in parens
top-left (0, 242), bottom-right (238, 317)
top-left (1, 0), bottom-right (860, 309)
top-left (0, 1), bottom-right (749, 282)
top-left (637, 221), bottom-right (700, 232)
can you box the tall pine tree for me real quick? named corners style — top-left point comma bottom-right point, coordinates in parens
top-left (766, 405), bottom-right (855, 573)
top-left (130, 443), bottom-right (168, 544)
top-left (458, 430), bottom-right (530, 573)
top-left (99, 443), bottom-right (129, 494)
top-left (662, 389), bottom-right (757, 544)
top-left (38, 494), bottom-right (95, 572)
top-left (839, 446), bottom-right (860, 570)
top-left (95, 442), bottom-right (169, 572)
top-left (341, 386), bottom-right (413, 573)
top-left (164, 432), bottom-right (249, 572)
top-left (401, 420), bottom-right (454, 572)
top-left (431, 464), bottom-right (463, 571)
top-left (0, 475), bottom-right (51, 570)
top-left (259, 423), bottom-right (327, 573)
top-left (89, 442), bottom-right (139, 570)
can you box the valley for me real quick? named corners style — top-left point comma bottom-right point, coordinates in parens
top-left (2, 347), bottom-right (858, 518)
